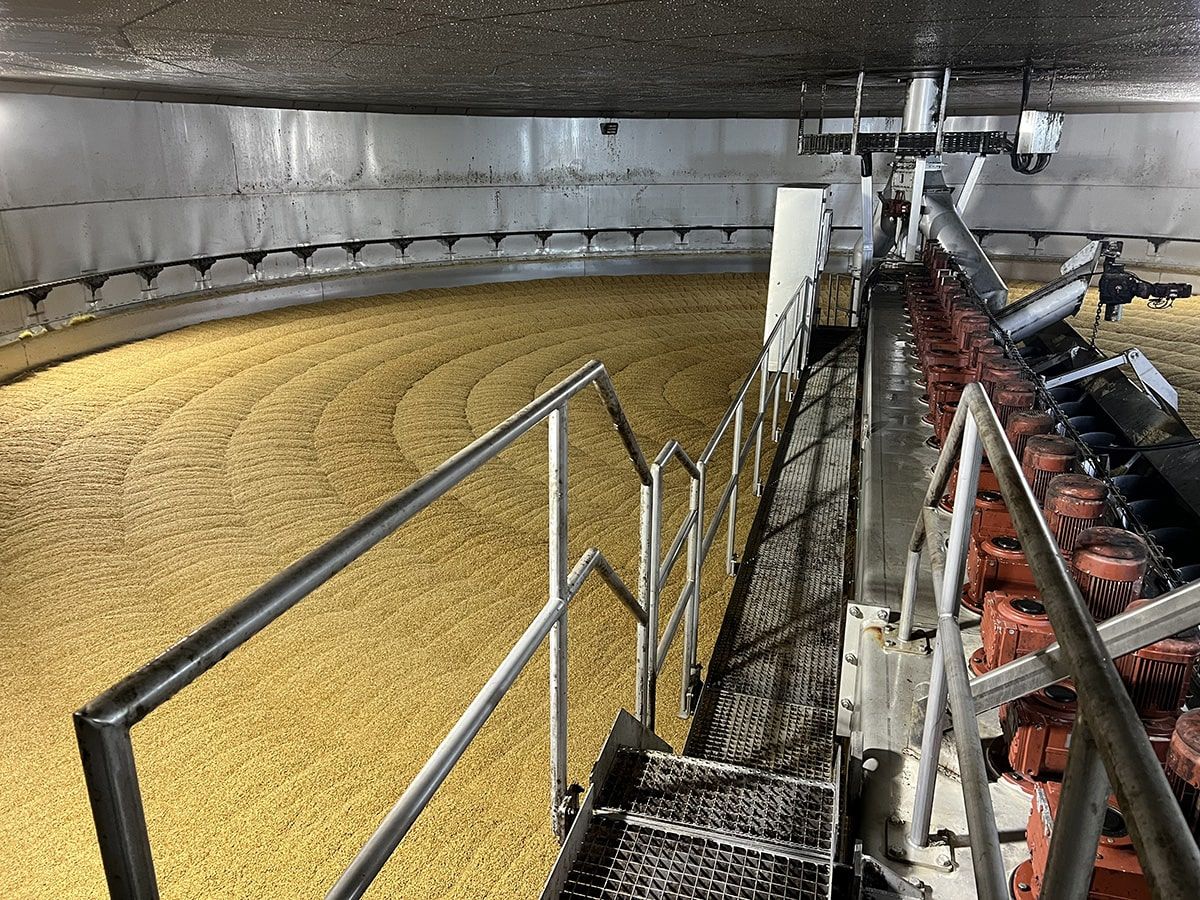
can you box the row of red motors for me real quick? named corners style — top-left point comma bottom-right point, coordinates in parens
top-left (905, 249), bottom-right (1200, 899)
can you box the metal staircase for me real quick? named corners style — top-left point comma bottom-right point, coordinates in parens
top-left (544, 331), bottom-right (859, 899)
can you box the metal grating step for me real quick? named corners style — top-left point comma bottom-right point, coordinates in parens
top-left (558, 817), bottom-right (832, 900)
top-left (683, 687), bottom-right (837, 781)
top-left (596, 749), bottom-right (836, 857)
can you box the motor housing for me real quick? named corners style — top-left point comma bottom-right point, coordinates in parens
top-left (1070, 526), bottom-right (1148, 620)
top-left (1045, 473), bottom-right (1108, 553)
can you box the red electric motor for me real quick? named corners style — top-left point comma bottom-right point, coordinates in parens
top-left (980, 358), bottom-right (1026, 398)
top-left (1044, 474), bottom-right (1108, 553)
top-left (1070, 527), bottom-right (1148, 620)
top-left (1022, 435), bottom-right (1078, 505)
top-left (1115, 598), bottom-right (1200, 717)
top-left (971, 490), bottom-right (1013, 545)
top-left (1005, 683), bottom-right (1077, 781)
top-left (1013, 782), bottom-right (1150, 900)
top-left (1166, 710), bottom-right (1200, 840)
top-left (963, 534), bottom-right (1037, 614)
top-left (1006, 410), bottom-right (1054, 462)
top-left (940, 460), bottom-right (1002, 512)
top-left (993, 377), bottom-right (1037, 428)
top-left (975, 590), bottom-right (1055, 674)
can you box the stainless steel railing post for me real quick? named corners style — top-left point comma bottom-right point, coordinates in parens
top-left (645, 462), bottom-right (664, 730)
top-left (682, 462), bottom-right (705, 717)
top-left (753, 356), bottom-right (768, 495)
top-left (635, 480), bottom-right (655, 726)
top-left (909, 411), bottom-right (982, 847)
top-left (940, 615), bottom-right (1008, 898)
top-left (72, 718), bottom-right (158, 900)
top-left (726, 402), bottom-right (744, 575)
top-left (1040, 713), bottom-right (1111, 899)
top-left (548, 402), bottom-right (570, 841)
top-left (800, 278), bottom-right (815, 373)
top-left (786, 300), bottom-right (798, 402)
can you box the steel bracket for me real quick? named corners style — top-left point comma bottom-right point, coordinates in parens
top-left (885, 819), bottom-right (955, 872)
top-left (839, 604), bottom-right (890, 736)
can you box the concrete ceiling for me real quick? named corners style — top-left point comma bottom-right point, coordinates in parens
top-left (1, 0), bottom-right (1199, 116)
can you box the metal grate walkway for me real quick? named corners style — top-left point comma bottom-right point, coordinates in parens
top-left (546, 331), bottom-right (860, 899)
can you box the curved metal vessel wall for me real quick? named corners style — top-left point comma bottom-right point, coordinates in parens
top-left (0, 93), bottom-right (1197, 335)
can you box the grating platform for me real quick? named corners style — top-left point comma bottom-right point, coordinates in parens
top-left (597, 749), bottom-right (836, 856)
top-left (546, 331), bottom-right (860, 900)
top-left (559, 818), bottom-right (832, 900)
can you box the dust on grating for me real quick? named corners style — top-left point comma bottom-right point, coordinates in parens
top-left (1009, 280), bottom-right (1200, 433)
top-left (0, 272), bottom-right (788, 900)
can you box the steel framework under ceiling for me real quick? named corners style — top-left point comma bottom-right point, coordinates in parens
top-left (0, 1), bottom-right (1198, 115)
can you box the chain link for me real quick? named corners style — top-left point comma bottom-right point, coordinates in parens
top-left (1088, 296), bottom-right (1103, 350)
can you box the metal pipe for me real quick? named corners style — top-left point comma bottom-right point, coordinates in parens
top-left (896, 547), bottom-right (924, 643)
top-left (72, 719), bottom-right (157, 900)
top-left (850, 70), bottom-right (864, 156)
top-left (902, 76), bottom-right (941, 133)
top-left (898, 397), bottom-right (968, 640)
top-left (703, 279), bottom-right (807, 464)
top-left (548, 404), bottom-right (569, 841)
top-left (909, 413), bottom-right (982, 846)
top-left (933, 67), bottom-right (951, 155)
top-left (904, 157), bottom-right (927, 263)
top-left (753, 356), bottom-right (768, 495)
top-left (702, 474), bottom-right (738, 560)
top-left (958, 382), bottom-right (1200, 896)
top-left (726, 402), bottom-right (744, 575)
top-left (656, 581), bottom-right (695, 672)
top-left (566, 547), bottom-right (646, 625)
top-left (326, 590), bottom-right (567, 900)
top-left (683, 465), bottom-right (705, 717)
top-left (955, 155), bottom-right (987, 217)
top-left (940, 616), bottom-right (1008, 899)
top-left (635, 481), bottom-right (654, 724)
top-left (1040, 715), bottom-right (1110, 900)
top-left (658, 510), bottom-right (697, 592)
top-left (993, 279), bottom-right (1087, 342)
top-left (920, 172), bottom-right (1007, 310)
top-left (645, 464), bottom-right (664, 729)
top-left (77, 360), bottom-right (618, 733)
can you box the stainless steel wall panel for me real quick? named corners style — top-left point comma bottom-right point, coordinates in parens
top-left (0, 94), bottom-right (1197, 298)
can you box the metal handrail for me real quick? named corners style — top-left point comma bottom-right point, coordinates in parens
top-left (74, 358), bottom-right (651, 900)
top-left (641, 275), bottom-right (818, 722)
top-left (74, 271), bottom-right (822, 899)
top-left (904, 383), bottom-right (1200, 898)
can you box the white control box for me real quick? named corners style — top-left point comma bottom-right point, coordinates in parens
top-left (765, 184), bottom-right (832, 373)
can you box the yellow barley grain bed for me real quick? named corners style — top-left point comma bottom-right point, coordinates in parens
top-left (0, 272), bottom-right (781, 900)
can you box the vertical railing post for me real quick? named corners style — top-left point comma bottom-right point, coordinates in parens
top-left (644, 463), bottom-right (664, 730)
top-left (897, 544), bottom-right (924, 642)
top-left (682, 465), bottom-right (705, 717)
top-left (786, 295), bottom-right (798, 401)
top-left (548, 402), bottom-right (570, 840)
top-left (909, 411), bottom-right (983, 847)
top-left (635, 480), bottom-right (655, 726)
top-left (726, 403), bottom-right (745, 575)
top-left (1040, 714), bottom-right (1111, 899)
top-left (74, 716), bottom-right (159, 900)
top-left (800, 277), bottom-right (815, 373)
top-left (753, 356), bottom-right (768, 495)
top-left (771, 317), bottom-right (785, 440)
